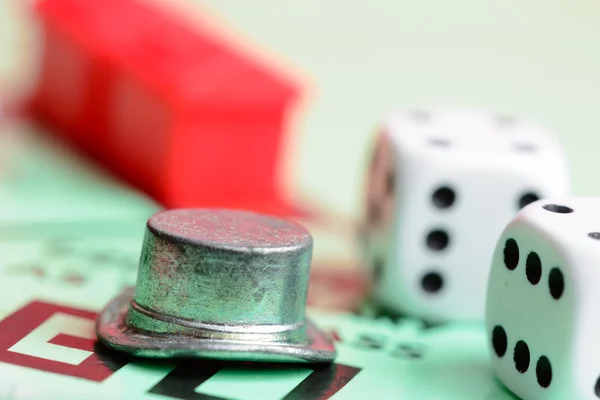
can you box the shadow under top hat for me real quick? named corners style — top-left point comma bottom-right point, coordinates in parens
top-left (96, 209), bottom-right (336, 363)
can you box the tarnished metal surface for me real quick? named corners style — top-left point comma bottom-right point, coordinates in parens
top-left (96, 209), bottom-right (336, 363)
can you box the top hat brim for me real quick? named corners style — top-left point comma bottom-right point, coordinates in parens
top-left (96, 288), bottom-right (337, 363)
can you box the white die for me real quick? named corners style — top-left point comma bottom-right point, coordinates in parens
top-left (360, 108), bottom-right (569, 323)
top-left (486, 197), bottom-right (600, 400)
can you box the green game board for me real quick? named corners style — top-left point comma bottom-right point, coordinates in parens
top-left (0, 124), bottom-right (519, 400)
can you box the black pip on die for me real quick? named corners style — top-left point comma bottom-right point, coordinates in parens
top-left (360, 109), bottom-right (569, 323)
top-left (487, 198), bottom-right (600, 400)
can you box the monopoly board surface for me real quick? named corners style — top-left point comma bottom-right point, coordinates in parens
top-left (0, 121), bottom-right (519, 400)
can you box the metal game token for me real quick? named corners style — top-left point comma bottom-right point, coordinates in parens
top-left (96, 209), bottom-right (337, 363)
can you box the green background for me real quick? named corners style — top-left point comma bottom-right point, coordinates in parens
top-left (1, 0), bottom-right (600, 219)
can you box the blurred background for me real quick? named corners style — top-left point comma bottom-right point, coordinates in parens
top-left (1, 0), bottom-right (600, 221)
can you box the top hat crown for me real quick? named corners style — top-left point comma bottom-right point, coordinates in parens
top-left (96, 209), bottom-right (336, 363)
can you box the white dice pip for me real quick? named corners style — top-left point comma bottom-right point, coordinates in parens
top-left (487, 197), bottom-right (600, 400)
top-left (361, 108), bottom-right (569, 323)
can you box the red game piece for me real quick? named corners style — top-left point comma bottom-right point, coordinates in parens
top-left (27, 0), bottom-right (310, 216)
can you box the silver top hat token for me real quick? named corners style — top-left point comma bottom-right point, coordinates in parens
top-left (96, 209), bottom-right (337, 363)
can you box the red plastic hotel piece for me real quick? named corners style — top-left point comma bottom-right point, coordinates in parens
top-left (28, 0), bottom-right (307, 216)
